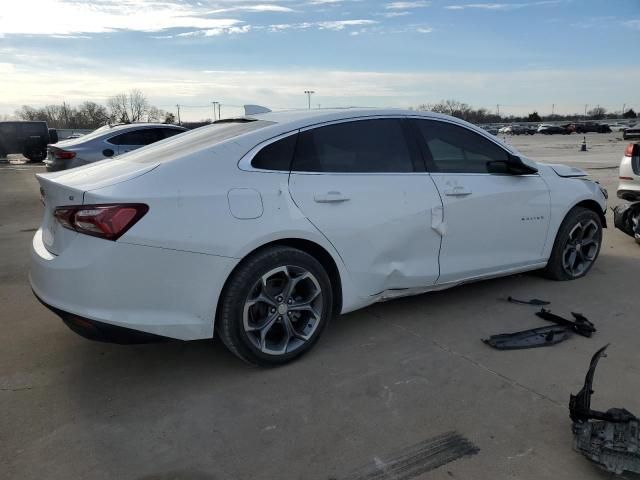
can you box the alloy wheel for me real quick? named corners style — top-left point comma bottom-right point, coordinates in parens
top-left (243, 265), bottom-right (323, 355)
top-left (561, 219), bottom-right (600, 277)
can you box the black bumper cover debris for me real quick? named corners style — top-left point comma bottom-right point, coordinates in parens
top-left (483, 325), bottom-right (571, 350)
top-left (570, 345), bottom-right (640, 475)
top-left (536, 308), bottom-right (596, 337)
top-left (507, 296), bottom-right (550, 306)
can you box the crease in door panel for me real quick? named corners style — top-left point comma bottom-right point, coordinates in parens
top-left (428, 174), bottom-right (444, 284)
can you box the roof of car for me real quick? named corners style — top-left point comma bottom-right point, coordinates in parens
top-left (244, 107), bottom-right (518, 154)
top-left (104, 123), bottom-right (186, 132)
top-left (248, 107), bottom-right (429, 124)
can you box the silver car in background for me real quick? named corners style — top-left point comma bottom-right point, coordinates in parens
top-left (45, 123), bottom-right (187, 171)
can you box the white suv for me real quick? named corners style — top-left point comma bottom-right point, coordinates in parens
top-left (618, 143), bottom-right (640, 201)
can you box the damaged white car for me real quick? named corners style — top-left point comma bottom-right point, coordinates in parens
top-left (31, 108), bottom-right (608, 365)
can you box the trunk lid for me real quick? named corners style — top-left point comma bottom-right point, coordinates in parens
top-left (36, 159), bottom-right (159, 255)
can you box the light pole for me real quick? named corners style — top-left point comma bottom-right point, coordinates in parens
top-left (304, 90), bottom-right (315, 110)
top-left (211, 101), bottom-right (218, 121)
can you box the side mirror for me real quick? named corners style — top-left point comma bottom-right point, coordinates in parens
top-left (507, 154), bottom-right (538, 174)
top-left (487, 155), bottom-right (538, 175)
top-left (102, 148), bottom-right (114, 157)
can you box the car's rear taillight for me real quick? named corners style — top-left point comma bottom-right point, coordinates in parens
top-left (624, 143), bottom-right (639, 157)
top-left (54, 204), bottom-right (148, 240)
top-left (52, 149), bottom-right (76, 160)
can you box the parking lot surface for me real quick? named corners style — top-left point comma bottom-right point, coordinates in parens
top-left (1, 134), bottom-right (639, 480)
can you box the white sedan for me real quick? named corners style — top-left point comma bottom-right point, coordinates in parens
top-left (31, 108), bottom-right (608, 365)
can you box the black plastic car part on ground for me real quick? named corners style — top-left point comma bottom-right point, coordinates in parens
top-left (0, 121), bottom-right (51, 161)
top-left (535, 308), bottom-right (596, 337)
top-left (482, 325), bottom-right (571, 349)
top-left (507, 296), bottom-right (550, 306)
top-left (570, 345), bottom-right (640, 475)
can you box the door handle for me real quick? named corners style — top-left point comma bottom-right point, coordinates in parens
top-left (314, 191), bottom-right (351, 203)
top-left (443, 186), bottom-right (472, 196)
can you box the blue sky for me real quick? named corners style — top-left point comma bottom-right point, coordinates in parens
top-left (1, 0), bottom-right (639, 120)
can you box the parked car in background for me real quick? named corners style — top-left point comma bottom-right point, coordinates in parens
top-left (562, 123), bottom-right (577, 134)
top-left (0, 121), bottom-right (51, 161)
top-left (482, 126), bottom-right (499, 135)
top-left (538, 124), bottom-right (565, 135)
top-left (623, 125), bottom-right (640, 140)
top-left (31, 108), bottom-right (607, 365)
top-left (45, 123), bottom-right (188, 171)
top-left (575, 122), bottom-right (611, 133)
top-left (618, 143), bottom-right (640, 201)
top-left (610, 123), bottom-right (631, 132)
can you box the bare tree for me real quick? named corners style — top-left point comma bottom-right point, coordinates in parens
top-left (587, 106), bottom-right (606, 120)
top-left (146, 106), bottom-right (166, 122)
top-left (107, 93), bottom-right (130, 123)
top-left (75, 101), bottom-right (109, 129)
top-left (128, 89), bottom-right (149, 122)
top-left (163, 112), bottom-right (176, 124)
top-left (107, 90), bottom-right (150, 123)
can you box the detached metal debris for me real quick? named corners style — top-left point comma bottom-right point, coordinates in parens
top-left (570, 345), bottom-right (640, 475)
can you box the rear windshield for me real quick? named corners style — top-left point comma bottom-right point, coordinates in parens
top-left (127, 120), bottom-right (275, 164)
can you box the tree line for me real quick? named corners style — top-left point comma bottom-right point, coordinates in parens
top-left (15, 90), bottom-right (176, 129)
top-left (413, 99), bottom-right (637, 124)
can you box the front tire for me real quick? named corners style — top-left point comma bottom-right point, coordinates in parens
top-left (216, 246), bottom-right (333, 366)
top-left (544, 207), bottom-right (602, 280)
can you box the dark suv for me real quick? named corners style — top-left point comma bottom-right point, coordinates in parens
top-left (575, 122), bottom-right (612, 134)
top-left (0, 121), bottom-right (51, 162)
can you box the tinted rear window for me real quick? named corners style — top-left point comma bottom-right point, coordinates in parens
top-left (251, 134), bottom-right (297, 171)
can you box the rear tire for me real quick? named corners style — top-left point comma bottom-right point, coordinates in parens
top-left (543, 207), bottom-right (602, 281)
top-left (216, 246), bottom-right (333, 366)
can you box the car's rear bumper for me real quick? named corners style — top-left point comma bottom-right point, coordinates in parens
top-left (30, 228), bottom-right (237, 340)
top-left (617, 189), bottom-right (640, 201)
top-left (33, 291), bottom-right (170, 343)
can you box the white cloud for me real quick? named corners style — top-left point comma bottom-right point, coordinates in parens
top-left (317, 20), bottom-right (378, 30)
top-left (623, 19), bottom-right (640, 31)
top-left (386, 1), bottom-right (430, 10)
top-left (176, 25), bottom-right (252, 37)
top-left (382, 11), bottom-right (412, 17)
top-left (0, 0), bottom-right (244, 36)
top-left (206, 4), bottom-right (295, 14)
top-left (265, 20), bottom-right (376, 32)
top-left (445, 1), bottom-right (560, 10)
top-left (416, 27), bottom-right (433, 33)
top-left (0, 63), bottom-right (16, 74)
